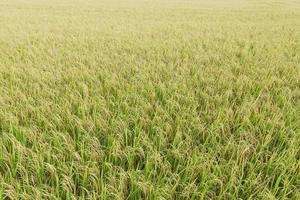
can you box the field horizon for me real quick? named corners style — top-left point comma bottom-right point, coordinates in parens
top-left (0, 0), bottom-right (299, 199)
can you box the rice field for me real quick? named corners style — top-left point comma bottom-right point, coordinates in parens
top-left (0, 0), bottom-right (300, 199)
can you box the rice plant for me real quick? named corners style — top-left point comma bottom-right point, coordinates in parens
top-left (0, 0), bottom-right (299, 199)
